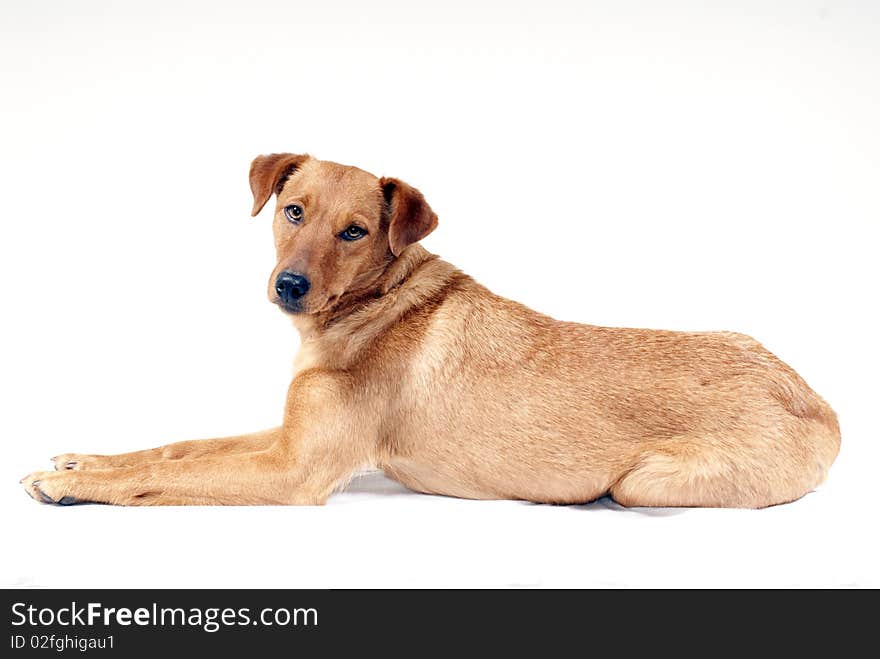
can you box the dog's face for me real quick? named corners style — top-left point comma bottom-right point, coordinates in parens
top-left (249, 154), bottom-right (438, 314)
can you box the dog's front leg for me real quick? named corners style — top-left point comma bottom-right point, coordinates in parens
top-left (21, 371), bottom-right (376, 506)
top-left (51, 428), bottom-right (282, 472)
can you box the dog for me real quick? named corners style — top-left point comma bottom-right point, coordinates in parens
top-left (21, 154), bottom-right (840, 507)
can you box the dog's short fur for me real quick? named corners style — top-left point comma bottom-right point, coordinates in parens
top-left (22, 154), bottom-right (840, 508)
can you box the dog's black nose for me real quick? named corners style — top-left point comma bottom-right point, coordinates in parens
top-left (275, 272), bottom-right (310, 305)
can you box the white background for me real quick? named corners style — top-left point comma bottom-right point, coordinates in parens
top-left (1, 0), bottom-right (878, 587)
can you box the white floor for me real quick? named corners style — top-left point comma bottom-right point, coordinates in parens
top-left (3, 468), bottom-right (875, 589)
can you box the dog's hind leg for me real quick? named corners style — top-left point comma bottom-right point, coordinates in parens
top-left (609, 416), bottom-right (838, 509)
top-left (609, 444), bottom-right (762, 508)
top-left (51, 428), bottom-right (281, 472)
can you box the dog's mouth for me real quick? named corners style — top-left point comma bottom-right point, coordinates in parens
top-left (273, 298), bottom-right (305, 314)
top-left (272, 292), bottom-right (346, 316)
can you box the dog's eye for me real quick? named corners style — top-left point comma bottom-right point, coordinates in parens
top-left (340, 225), bottom-right (368, 241)
top-left (283, 204), bottom-right (303, 223)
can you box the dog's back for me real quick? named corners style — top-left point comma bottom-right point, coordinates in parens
top-left (375, 249), bottom-right (840, 508)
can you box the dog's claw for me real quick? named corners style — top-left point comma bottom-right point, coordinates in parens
top-left (22, 471), bottom-right (81, 505)
top-left (51, 455), bottom-right (83, 471)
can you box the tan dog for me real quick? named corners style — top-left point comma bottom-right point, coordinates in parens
top-left (21, 154), bottom-right (840, 508)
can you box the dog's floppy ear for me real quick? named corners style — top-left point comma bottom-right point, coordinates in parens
top-left (249, 153), bottom-right (310, 216)
top-left (380, 177), bottom-right (439, 257)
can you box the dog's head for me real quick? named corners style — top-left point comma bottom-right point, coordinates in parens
top-left (249, 153), bottom-right (438, 315)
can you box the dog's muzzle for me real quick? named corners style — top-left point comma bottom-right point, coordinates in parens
top-left (275, 271), bottom-right (310, 310)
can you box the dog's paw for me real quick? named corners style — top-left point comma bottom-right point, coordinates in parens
top-left (20, 471), bottom-right (80, 505)
top-left (51, 454), bottom-right (90, 471)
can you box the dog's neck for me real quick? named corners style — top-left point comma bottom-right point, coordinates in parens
top-left (289, 245), bottom-right (460, 371)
